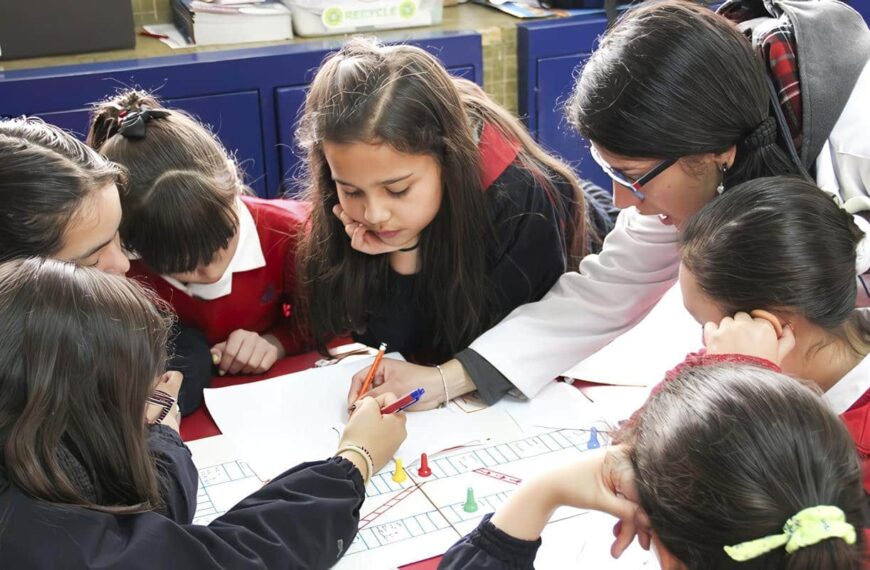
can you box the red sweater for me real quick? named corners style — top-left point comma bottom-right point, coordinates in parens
top-left (128, 196), bottom-right (311, 355)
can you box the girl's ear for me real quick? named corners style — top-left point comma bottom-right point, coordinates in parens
top-left (650, 532), bottom-right (688, 570)
top-left (712, 144), bottom-right (737, 171)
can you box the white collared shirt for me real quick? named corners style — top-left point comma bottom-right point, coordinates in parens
top-left (824, 353), bottom-right (870, 415)
top-left (161, 197), bottom-right (266, 301)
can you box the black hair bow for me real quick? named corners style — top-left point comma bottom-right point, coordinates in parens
top-left (117, 106), bottom-right (170, 140)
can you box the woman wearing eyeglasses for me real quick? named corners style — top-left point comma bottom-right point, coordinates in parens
top-left (347, 0), bottom-right (870, 408)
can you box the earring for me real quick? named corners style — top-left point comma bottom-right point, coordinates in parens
top-left (716, 163), bottom-right (727, 195)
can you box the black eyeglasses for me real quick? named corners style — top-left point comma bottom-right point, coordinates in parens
top-left (590, 145), bottom-right (676, 201)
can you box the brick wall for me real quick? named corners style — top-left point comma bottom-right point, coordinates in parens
top-left (131, 0), bottom-right (171, 26)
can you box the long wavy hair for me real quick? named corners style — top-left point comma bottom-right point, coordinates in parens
top-left (295, 38), bottom-right (590, 360)
top-left (0, 258), bottom-right (171, 514)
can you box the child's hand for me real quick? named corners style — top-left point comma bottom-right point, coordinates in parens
top-left (332, 204), bottom-right (412, 256)
top-left (337, 393), bottom-right (408, 476)
top-left (347, 358), bottom-right (445, 411)
top-left (211, 330), bottom-right (284, 376)
top-left (146, 371), bottom-right (183, 432)
top-left (489, 446), bottom-right (646, 554)
top-left (703, 311), bottom-right (795, 365)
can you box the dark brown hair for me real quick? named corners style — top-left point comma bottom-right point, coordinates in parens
top-left (87, 90), bottom-right (246, 274)
top-left (0, 117), bottom-right (123, 262)
top-left (681, 176), bottom-right (870, 355)
top-left (0, 258), bottom-right (171, 514)
top-left (623, 363), bottom-right (865, 568)
top-left (567, 0), bottom-right (797, 188)
top-left (295, 37), bottom-right (590, 359)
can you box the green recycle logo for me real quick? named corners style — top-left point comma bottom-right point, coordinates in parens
top-left (322, 6), bottom-right (344, 27)
top-left (398, 0), bottom-right (416, 19)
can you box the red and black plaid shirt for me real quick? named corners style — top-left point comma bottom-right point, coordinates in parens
top-left (721, 6), bottom-right (803, 154)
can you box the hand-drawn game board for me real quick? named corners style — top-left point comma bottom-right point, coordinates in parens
top-left (334, 425), bottom-right (647, 569)
top-left (187, 430), bottom-right (654, 568)
top-left (187, 436), bottom-right (267, 526)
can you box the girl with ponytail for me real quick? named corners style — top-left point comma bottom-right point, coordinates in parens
top-left (441, 363), bottom-right (867, 569)
top-left (88, 89), bottom-right (311, 388)
top-left (679, 175), bottom-right (870, 493)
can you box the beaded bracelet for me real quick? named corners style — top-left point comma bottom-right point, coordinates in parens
top-left (146, 389), bottom-right (176, 425)
top-left (336, 444), bottom-right (375, 484)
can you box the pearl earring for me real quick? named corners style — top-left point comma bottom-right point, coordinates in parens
top-left (717, 163), bottom-right (727, 195)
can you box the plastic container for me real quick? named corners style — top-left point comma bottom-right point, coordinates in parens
top-left (280, 0), bottom-right (443, 37)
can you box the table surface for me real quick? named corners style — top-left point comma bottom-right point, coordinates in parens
top-left (180, 351), bottom-right (598, 568)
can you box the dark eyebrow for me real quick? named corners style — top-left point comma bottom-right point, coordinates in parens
top-left (74, 236), bottom-right (114, 261)
top-left (333, 173), bottom-right (413, 188)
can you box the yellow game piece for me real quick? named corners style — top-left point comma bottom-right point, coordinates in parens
top-left (392, 458), bottom-right (407, 483)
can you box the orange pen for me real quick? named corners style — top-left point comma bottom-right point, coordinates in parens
top-left (357, 342), bottom-right (387, 399)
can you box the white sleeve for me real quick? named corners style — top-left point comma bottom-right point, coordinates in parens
top-left (814, 60), bottom-right (870, 203)
top-left (469, 207), bottom-right (681, 398)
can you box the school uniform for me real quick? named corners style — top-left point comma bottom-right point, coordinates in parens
top-left (439, 513), bottom-right (539, 569)
top-left (824, 353), bottom-right (870, 495)
top-left (130, 195), bottom-right (309, 352)
top-left (355, 123), bottom-right (615, 365)
top-left (0, 425), bottom-right (365, 569)
top-left (128, 196), bottom-right (310, 410)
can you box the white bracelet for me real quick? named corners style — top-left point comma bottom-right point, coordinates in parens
top-left (435, 364), bottom-right (448, 407)
top-left (336, 444), bottom-right (374, 483)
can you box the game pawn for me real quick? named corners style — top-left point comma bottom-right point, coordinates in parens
top-left (417, 453), bottom-right (432, 477)
top-left (463, 487), bottom-right (478, 513)
top-left (392, 458), bottom-right (407, 483)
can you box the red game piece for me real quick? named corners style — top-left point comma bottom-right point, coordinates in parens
top-left (417, 453), bottom-right (432, 477)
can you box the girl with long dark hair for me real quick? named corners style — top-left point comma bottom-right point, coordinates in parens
top-left (0, 117), bottom-right (129, 274)
top-left (362, 0), bottom-right (869, 410)
top-left (0, 257), bottom-right (406, 567)
top-left (292, 37), bottom-right (613, 406)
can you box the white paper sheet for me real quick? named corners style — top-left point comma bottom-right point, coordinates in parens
top-left (197, 357), bottom-right (648, 568)
top-left (561, 284), bottom-right (701, 386)
top-left (142, 24), bottom-right (193, 49)
top-left (204, 354), bottom-right (485, 480)
top-left (186, 435), bottom-right (266, 525)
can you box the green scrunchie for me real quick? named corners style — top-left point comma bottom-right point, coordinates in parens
top-left (723, 505), bottom-right (856, 562)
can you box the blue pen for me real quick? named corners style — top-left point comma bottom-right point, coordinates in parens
top-left (380, 388), bottom-right (425, 414)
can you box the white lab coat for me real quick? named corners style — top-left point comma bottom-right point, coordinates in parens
top-left (471, 62), bottom-right (870, 399)
top-left (470, 208), bottom-right (681, 398)
top-left (816, 60), bottom-right (870, 204)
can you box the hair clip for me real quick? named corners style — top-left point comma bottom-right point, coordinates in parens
top-left (117, 106), bottom-right (170, 140)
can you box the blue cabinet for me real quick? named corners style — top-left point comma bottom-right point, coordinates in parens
top-left (518, 15), bottom-right (610, 191)
top-left (0, 33), bottom-right (483, 197)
